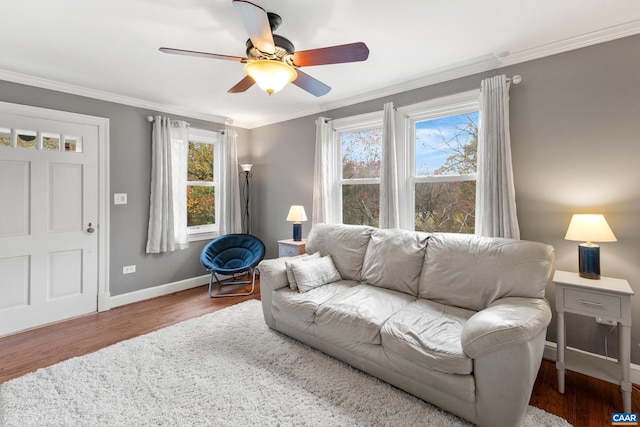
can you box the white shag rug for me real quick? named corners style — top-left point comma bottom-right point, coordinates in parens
top-left (0, 300), bottom-right (571, 427)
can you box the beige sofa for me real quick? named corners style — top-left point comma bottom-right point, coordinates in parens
top-left (258, 223), bottom-right (554, 427)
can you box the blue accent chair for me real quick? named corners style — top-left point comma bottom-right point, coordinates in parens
top-left (200, 234), bottom-right (265, 298)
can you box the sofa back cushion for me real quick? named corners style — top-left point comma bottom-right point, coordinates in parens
top-left (361, 228), bottom-right (428, 296)
top-left (419, 233), bottom-right (554, 311)
top-left (305, 223), bottom-right (374, 281)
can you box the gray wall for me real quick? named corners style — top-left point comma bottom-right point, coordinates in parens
top-left (2, 32), bottom-right (639, 363)
top-left (0, 81), bottom-right (250, 296)
top-left (250, 34), bottom-right (640, 364)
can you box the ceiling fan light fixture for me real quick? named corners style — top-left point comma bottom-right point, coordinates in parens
top-left (244, 59), bottom-right (297, 95)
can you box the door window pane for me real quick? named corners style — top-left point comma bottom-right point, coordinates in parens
top-left (43, 134), bottom-right (61, 151)
top-left (64, 136), bottom-right (83, 152)
top-left (17, 131), bottom-right (37, 149)
top-left (0, 128), bottom-right (10, 147)
top-left (342, 184), bottom-right (379, 227)
top-left (414, 181), bottom-right (476, 233)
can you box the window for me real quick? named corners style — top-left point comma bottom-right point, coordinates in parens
top-left (327, 90), bottom-right (479, 234)
top-left (401, 91), bottom-right (479, 233)
top-left (187, 128), bottom-right (220, 241)
top-left (0, 127), bottom-right (83, 152)
top-left (332, 112), bottom-right (383, 227)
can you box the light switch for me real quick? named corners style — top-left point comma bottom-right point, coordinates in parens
top-left (114, 193), bottom-right (128, 205)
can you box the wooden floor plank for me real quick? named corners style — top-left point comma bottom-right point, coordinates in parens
top-left (1, 279), bottom-right (638, 426)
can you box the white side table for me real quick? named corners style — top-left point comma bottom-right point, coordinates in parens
top-left (553, 270), bottom-right (634, 412)
top-left (278, 239), bottom-right (306, 257)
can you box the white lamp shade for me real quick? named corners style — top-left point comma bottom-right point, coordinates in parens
top-left (564, 214), bottom-right (617, 243)
top-left (244, 60), bottom-right (297, 95)
top-left (240, 163), bottom-right (253, 172)
top-left (286, 205), bottom-right (308, 223)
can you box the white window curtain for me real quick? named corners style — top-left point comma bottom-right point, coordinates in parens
top-left (146, 116), bottom-right (189, 253)
top-left (475, 75), bottom-right (520, 239)
top-left (312, 117), bottom-right (336, 225)
top-left (218, 129), bottom-right (242, 235)
top-left (380, 102), bottom-right (399, 229)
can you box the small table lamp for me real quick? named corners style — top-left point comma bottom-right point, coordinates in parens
top-left (286, 205), bottom-right (307, 242)
top-left (564, 214), bottom-right (617, 279)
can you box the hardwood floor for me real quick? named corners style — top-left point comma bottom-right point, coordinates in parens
top-left (1, 279), bottom-right (638, 426)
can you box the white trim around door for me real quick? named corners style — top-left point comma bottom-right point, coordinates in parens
top-left (0, 101), bottom-right (110, 315)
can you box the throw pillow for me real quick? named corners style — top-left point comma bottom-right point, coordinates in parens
top-left (285, 252), bottom-right (321, 291)
top-left (289, 255), bottom-right (342, 293)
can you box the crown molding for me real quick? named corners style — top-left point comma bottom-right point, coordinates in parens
top-left (0, 69), bottom-right (230, 125)
top-left (500, 19), bottom-right (640, 67)
top-left (247, 19), bottom-right (640, 128)
top-left (2, 19), bottom-right (640, 130)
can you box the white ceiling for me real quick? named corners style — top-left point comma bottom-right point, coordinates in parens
top-left (2, 0), bottom-right (640, 128)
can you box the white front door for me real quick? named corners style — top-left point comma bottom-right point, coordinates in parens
top-left (0, 110), bottom-right (99, 336)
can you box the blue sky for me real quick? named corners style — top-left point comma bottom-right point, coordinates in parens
top-left (339, 112), bottom-right (478, 177)
top-left (415, 112), bottom-right (478, 176)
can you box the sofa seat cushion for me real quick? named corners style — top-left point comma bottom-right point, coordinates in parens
top-left (314, 284), bottom-right (415, 345)
top-left (381, 299), bottom-right (475, 375)
top-left (272, 280), bottom-right (358, 324)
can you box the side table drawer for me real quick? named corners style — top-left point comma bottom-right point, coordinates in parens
top-left (280, 246), bottom-right (300, 257)
top-left (564, 288), bottom-right (621, 319)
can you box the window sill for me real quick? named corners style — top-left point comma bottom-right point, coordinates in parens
top-left (188, 230), bottom-right (219, 242)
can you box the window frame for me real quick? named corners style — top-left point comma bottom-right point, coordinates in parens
top-left (397, 90), bottom-right (480, 232)
top-left (331, 111), bottom-right (383, 225)
top-left (326, 90), bottom-right (480, 232)
top-left (186, 128), bottom-right (221, 242)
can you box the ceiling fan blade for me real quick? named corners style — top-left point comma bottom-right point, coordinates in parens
top-left (292, 70), bottom-right (331, 97)
top-left (292, 42), bottom-right (369, 67)
top-left (228, 75), bottom-right (256, 93)
top-left (232, 0), bottom-right (275, 55)
top-left (159, 47), bottom-right (246, 62)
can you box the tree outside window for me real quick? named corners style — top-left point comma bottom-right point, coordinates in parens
top-left (340, 128), bottom-right (382, 227)
top-left (414, 112), bottom-right (478, 233)
top-left (329, 90), bottom-right (479, 234)
top-left (187, 139), bottom-right (216, 229)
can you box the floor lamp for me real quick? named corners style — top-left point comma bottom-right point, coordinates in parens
top-left (240, 164), bottom-right (252, 234)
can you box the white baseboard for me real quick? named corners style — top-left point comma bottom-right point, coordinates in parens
top-left (109, 274), bottom-right (212, 309)
top-left (544, 341), bottom-right (640, 384)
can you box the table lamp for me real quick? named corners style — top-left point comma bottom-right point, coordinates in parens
top-left (286, 205), bottom-right (307, 242)
top-left (564, 214), bottom-right (617, 279)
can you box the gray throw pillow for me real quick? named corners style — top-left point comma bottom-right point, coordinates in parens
top-left (285, 252), bottom-right (321, 291)
top-left (289, 255), bottom-right (342, 293)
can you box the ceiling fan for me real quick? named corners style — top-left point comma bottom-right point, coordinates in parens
top-left (159, 0), bottom-right (369, 96)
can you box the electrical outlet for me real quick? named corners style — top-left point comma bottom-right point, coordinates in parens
top-left (123, 265), bottom-right (136, 274)
top-left (114, 193), bottom-right (128, 205)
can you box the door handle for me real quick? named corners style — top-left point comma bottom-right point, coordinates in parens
top-left (87, 223), bottom-right (95, 233)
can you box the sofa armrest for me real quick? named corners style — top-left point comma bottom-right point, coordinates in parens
top-left (257, 258), bottom-right (291, 291)
top-left (461, 297), bottom-right (551, 359)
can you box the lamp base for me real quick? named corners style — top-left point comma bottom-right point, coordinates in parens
top-left (292, 223), bottom-right (302, 242)
top-left (578, 243), bottom-right (600, 280)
